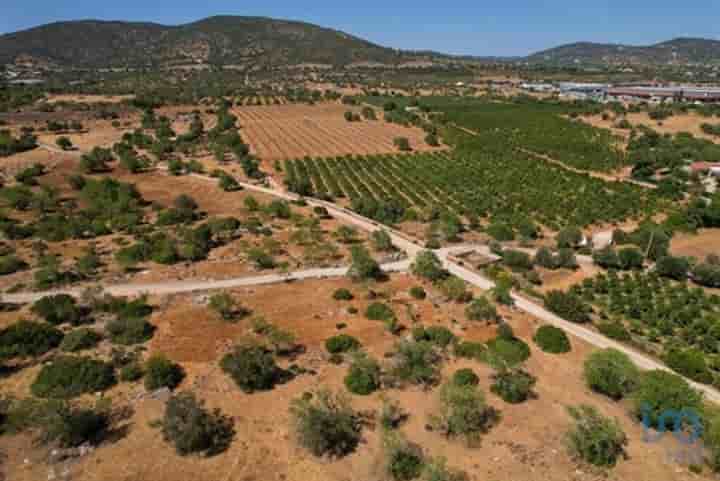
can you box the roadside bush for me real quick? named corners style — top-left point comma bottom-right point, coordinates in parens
top-left (501, 249), bottom-right (533, 271)
top-left (105, 317), bottom-right (155, 345)
top-left (556, 226), bottom-right (583, 249)
top-left (544, 290), bottom-right (590, 323)
top-left (383, 432), bottom-right (425, 481)
top-left (486, 223), bottom-right (514, 242)
top-left (391, 340), bottom-right (441, 387)
top-left (325, 334), bottom-right (361, 354)
top-left (31, 294), bottom-right (85, 326)
top-left (290, 389), bottom-right (361, 458)
top-left (60, 329), bottom-right (101, 352)
top-left (348, 245), bottom-right (384, 281)
top-left (144, 355), bottom-right (185, 391)
top-left (663, 347), bottom-right (714, 384)
top-left (344, 353), bottom-right (381, 395)
top-left (411, 251), bottom-right (446, 282)
top-left (220, 345), bottom-right (282, 393)
top-left (597, 322), bottom-right (632, 342)
top-left (430, 382), bottom-right (497, 445)
top-left (208, 292), bottom-right (246, 321)
top-left (631, 370), bottom-right (703, 429)
top-left (533, 325), bottom-right (571, 353)
top-left (439, 276), bottom-right (471, 303)
top-left (583, 349), bottom-right (639, 400)
top-left (490, 368), bottom-right (536, 404)
top-left (565, 404), bottom-right (628, 467)
top-left (162, 392), bottom-right (235, 456)
top-left (332, 288), bottom-right (354, 301)
top-left (366, 302), bottom-right (396, 322)
top-left (452, 368), bottom-right (479, 387)
top-left (465, 297), bottom-right (499, 323)
top-left (0, 320), bottom-right (63, 359)
top-left (31, 356), bottom-right (116, 399)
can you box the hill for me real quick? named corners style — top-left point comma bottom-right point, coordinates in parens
top-left (0, 16), bottom-right (412, 68)
top-left (526, 37), bottom-right (720, 66)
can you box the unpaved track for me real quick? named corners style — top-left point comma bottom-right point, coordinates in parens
top-left (19, 144), bottom-right (720, 403)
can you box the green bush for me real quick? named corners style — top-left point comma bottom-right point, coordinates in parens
top-left (348, 245), bottom-right (384, 281)
top-left (411, 251), bottom-right (446, 282)
top-left (631, 370), bottom-right (703, 429)
top-left (119, 362), bottom-right (144, 382)
top-left (0, 320), bottom-right (64, 359)
top-left (544, 290), bottom-right (591, 323)
top-left (162, 392), bottom-right (235, 456)
top-left (0, 254), bottom-right (26, 275)
top-left (565, 404), bottom-right (628, 467)
top-left (486, 223), bottom-right (515, 242)
top-left (220, 345), bottom-right (282, 393)
top-left (501, 249), bottom-right (534, 271)
top-left (430, 382), bottom-right (497, 445)
top-left (391, 341), bottom-right (440, 387)
top-left (208, 292), bottom-right (246, 321)
top-left (40, 404), bottom-right (110, 448)
top-left (485, 337), bottom-right (531, 367)
top-left (409, 286), bottom-right (426, 300)
top-left (583, 349), bottom-right (639, 400)
top-left (290, 389), bottom-right (361, 458)
top-left (663, 348), bottom-right (714, 384)
top-left (31, 294), bottom-right (85, 326)
top-left (332, 288), bottom-right (354, 301)
top-left (490, 368), bottom-right (536, 403)
top-left (597, 322), bottom-right (632, 342)
top-left (454, 341), bottom-right (486, 360)
top-left (344, 353), bottom-right (381, 395)
top-left (452, 368), bottom-right (479, 387)
top-left (31, 356), bottom-right (116, 399)
top-left (412, 326), bottom-right (456, 349)
top-left (325, 334), bottom-right (361, 354)
top-left (533, 325), bottom-right (571, 353)
top-left (144, 355), bottom-right (185, 391)
top-left (366, 302), bottom-right (396, 322)
top-left (60, 329), bottom-right (101, 352)
top-left (465, 297), bottom-right (499, 323)
top-left (105, 317), bottom-right (155, 345)
top-left (383, 432), bottom-right (425, 481)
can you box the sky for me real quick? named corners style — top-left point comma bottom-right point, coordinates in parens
top-left (2, 1), bottom-right (719, 57)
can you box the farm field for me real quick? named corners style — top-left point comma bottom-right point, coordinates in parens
top-left (232, 103), bottom-right (443, 165)
top-left (671, 229), bottom-right (720, 259)
top-left (0, 274), bottom-right (707, 481)
top-left (581, 111), bottom-right (720, 144)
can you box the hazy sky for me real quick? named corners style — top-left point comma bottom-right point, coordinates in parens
top-left (2, 0), bottom-right (719, 56)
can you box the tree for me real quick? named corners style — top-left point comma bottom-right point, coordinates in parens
top-left (655, 255), bottom-right (690, 280)
top-left (465, 297), bottom-right (500, 323)
top-left (565, 405), bottom-right (628, 467)
top-left (617, 247), bottom-right (644, 270)
top-left (631, 370), bottom-right (703, 429)
top-left (533, 325), bottom-right (571, 353)
top-left (290, 389), bottom-right (361, 458)
top-left (347, 245), bottom-right (384, 282)
top-left (56, 136), bottom-right (73, 151)
top-left (220, 344), bottom-right (282, 393)
top-left (371, 229), bottom-right (394, 252)
top-left (556, 226), bottom-right (583, 249)
top-left (344, 352), bottom-right (381, 395)
top-left (411, 251), bottom-right (446, 282)
top-left (162, 392), bottom-right (235, 456)
top-left (544, 290), bottom-right (590, 323)
top-left (429, 381), bottom-right (497, 445)
top-left (208, 292), bottom-right (245, 321)
top-left (31, 356), bottom-right (116, 399)
top-left (490, 367), bottom-right (536, 404)
top-left (394, 137), bottom-right (411, 151)
top-left (583, 349), bottom-right (639, 400)
top-left (144, 355), bottom-right (185, 391)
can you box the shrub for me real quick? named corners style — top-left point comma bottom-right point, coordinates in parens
top-left (452, 369), bottom-right (479, 387)
top-left (208, 292), bottom-right (246, 321)
top-left (31, 294), bottom-right (84, 326)
top-left (332, 288), bottom-right (354, 301)
top-left (438, 276), bottom-right (471, 303)
top-left (409, 286), bottom-right (426, 300)
top-left (583, 349), bottom-right (639, 400)
top-left (105, 317), bottom-right (155, 345)
top-left (120, 362), bottom-right (144, 382)
top-left (485, 337), bottom-right (531, 367)
top-left (501, 249), bottom-right (533, 271)
top-left (144, 355), bottom-right (185, 391)
top-left (556, 226), bottom-right (583, 249)
top-left (631, 370), bottom-right (704, 429)
top-left (60, 329), bottom-right (101, 352)
top-left (454, 341), bottom-right (486, 360)
top-left (290, 389), bottom-right (361, 458)
top-left (597, 322), bottom-right (632, 342)
top-left (162, 392), bottom-right (235, 456)
top-left (486, 223), bottom-right (515, 242)
top-left (0, 320), bottom-right (63, 359)
top-left (412, 326), bottom-right (456, 349)
top-left (366, 302), bottom-right (396, 322)
top-left (0, 254), bottom-right (25, 275)
top-left (220, 345), bottom-right (282, 393)
top-left (344, 353), bottom-right (381, 395)
top-left (348, 245), bottom-right (384, 281)
top-left (465, 297), bottom-right (499, 323)
top-left (544, 290), bottom-right (590, 323)
top-left (430, 382), bottom-right (497, 445)
top-left (533, 325), bottom-right (571, 353)
top-left (490, 368), bottom-right (536, 404)
top-left (391, 341), bottom-right (440, 387)
top-left (325, 334), bottom-right (361, 354)
top-left (421, 457), bottom-right (468, 481)
top-left (411, 251), bottom-right (446, 282)
top-left (394, 137), bottom-right (411, 151)
top-left (663, 348), bottom-right (714, 384)
top-left (41, 404), bottom-right (110, 448)
top-left (31, 356), bottom-right (116, 399)
top-left (655, 255), bottom-right (690, 280)
top-left (383, 432), bottom-right (425, 481)
top-left (565, 405), bottom-right (628, 467)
